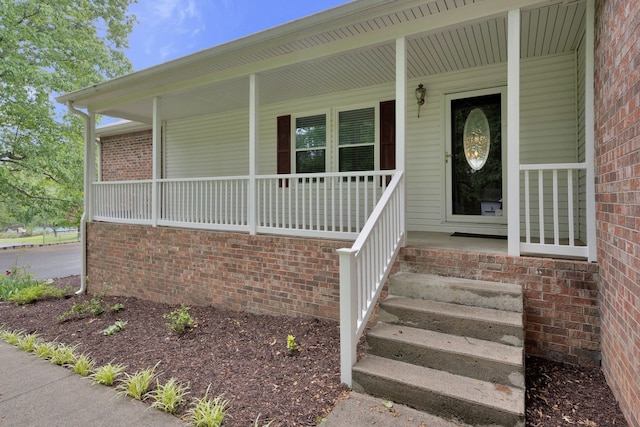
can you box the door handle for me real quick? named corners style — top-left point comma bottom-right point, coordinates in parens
top-left (445, 152), bottom-right (453, 163)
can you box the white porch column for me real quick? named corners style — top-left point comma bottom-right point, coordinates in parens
top-left (249, 74), bottom-right (259, 235)
top-left (395, 37), bottom-right (406, 171)
top-left (85, 112), bottom-right (96, 221)
top-left (585, 0), bottom-right (596, 262)
top-left (396, 37), bottom-right (407, 245)
top-left (152, 96), bottom-right (162, 227)
top-left (507, 9), bottom-right (521, 256)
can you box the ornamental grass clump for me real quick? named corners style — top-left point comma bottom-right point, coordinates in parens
top-left (50, 343), bottom-right (77, 366)
top-left (73, 354), bottom-right (96, 377)
top-left (17, 333), bottom-right (41, 352)
top-left (0, 328), bottom-right (23, 346)
top-left (91, 362), bottom-right (127, 386)
top-left (118, 363), bottom-right (159, 400)
top-left (34, 341), bottom-right (58, 360)
top-left (187, 385), bottom-right (229, 427)
top-left (149, 377), bottom-right (190, 414)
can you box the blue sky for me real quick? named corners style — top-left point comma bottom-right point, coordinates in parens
top-left (126, 0), bottom-right (350, 71)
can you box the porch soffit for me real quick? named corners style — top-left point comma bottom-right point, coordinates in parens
top-left (66, 0), bottom-right (585, 123)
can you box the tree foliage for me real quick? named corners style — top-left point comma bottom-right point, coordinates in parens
top-left (0, 0), bottom-right (136, 227)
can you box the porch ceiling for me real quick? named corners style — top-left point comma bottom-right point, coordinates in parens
top-left (63, 0), bottom-right (586, 123)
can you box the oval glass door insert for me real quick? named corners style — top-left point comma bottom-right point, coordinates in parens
top-left (463, 108), bottom-right (490, 171)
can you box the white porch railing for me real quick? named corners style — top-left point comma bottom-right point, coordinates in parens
top-left (158, 177), bottom-right (250, 232)
top-left (90, 171), bottom-right (394, 238)
top-left (93, 180), bottom-right (153, 224)
top-left (256, 171), bottom-right (395, 239)
top-left (337, 171), bottom-right (405, 386)
top-left (520, 163), bottom-right (589, 258)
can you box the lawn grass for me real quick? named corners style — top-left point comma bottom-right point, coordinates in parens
top-left (0, 232), bottom-right (79, 246)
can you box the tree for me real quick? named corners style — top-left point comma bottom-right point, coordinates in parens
top-left (0, 0), bottom-right (136, 227)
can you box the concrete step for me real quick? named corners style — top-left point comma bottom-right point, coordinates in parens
top-left (352, 355), bottom-right (525, 427)
top-left (389, 272), bottom-right (523, 313)
top-left (366, 323), bottom-right (525, 388)
top-left (379, 295), bottom-right (524, 347)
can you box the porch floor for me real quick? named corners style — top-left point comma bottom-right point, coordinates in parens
top-left (406, 231), bottom-right (508, 254)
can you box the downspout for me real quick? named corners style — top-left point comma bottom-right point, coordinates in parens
top-left (66, 101), bottom-right (92, 295)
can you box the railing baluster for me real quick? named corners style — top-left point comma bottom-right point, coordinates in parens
top-left (552, 169), bottom-right (559, 245)
top-left (567, 170), bottom-right (575, 246)
top-left (524, 170), bottom-right (531, 244)
top-left (538, 170), bottom-right (545, 245)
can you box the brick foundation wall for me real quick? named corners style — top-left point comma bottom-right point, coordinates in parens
top-left (86, 222), bottom-right (346, 321)
top-left (395, 247), bottom-right (600, 367)
top-left (87, 221), bottom-right (601, 369)
top-left (595, 0), bottom-right (640, 424)
top-left (100, 130), bottom-right (152, 181)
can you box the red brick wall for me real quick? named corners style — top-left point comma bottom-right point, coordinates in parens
top-left (100, 130), bottom-right (152, 181)
top-left (395, 247), bottom-right (600, 367)
top-left (595, 0), bottom-right (640, 424)
top-left (86, 222), bottom-right (345, 320)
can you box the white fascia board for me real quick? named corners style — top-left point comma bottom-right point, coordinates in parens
top-left (96, 120), bottom-right (151, 138)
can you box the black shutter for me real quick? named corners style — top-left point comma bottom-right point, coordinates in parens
top-left (380, 100), bottom-right (396, 185)
top-left (277, 115), bottom-right (291, 187)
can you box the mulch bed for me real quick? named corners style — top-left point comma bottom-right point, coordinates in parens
top-left (0, 276), bottom-right (628, 426)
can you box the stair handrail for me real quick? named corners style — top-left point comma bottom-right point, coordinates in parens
top-left (337, 170), bottom-right (406, 386)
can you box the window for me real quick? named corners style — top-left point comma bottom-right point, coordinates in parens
top-left (295, 114), bottom-right (326, 173)
top-left (277, 101), bottom-right (394, 176)
top-left (338, 107), bottom-right (375, 172)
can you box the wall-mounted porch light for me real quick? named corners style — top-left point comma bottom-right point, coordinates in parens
top-left (415, 83), bottom-right (426, 118)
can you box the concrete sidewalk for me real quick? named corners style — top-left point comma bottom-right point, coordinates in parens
top-left (323, 391), bottom-right (468, 427)
top-left (0, 340), bottom-right (465, 427)
top-left (0, 342), bottom-right (187, 427)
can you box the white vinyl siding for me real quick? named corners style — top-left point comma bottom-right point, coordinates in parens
top-left (520, 52), bottom-right (578, 240)
top-left (576, 32), bottom-right (588, 242)
top-left (162, 53), bottom-right (578, 235)
top-left (164, 110), bottom-right (249, 178)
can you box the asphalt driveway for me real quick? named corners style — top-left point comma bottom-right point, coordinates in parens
top-left (0, 242), bottom-right (81, 280)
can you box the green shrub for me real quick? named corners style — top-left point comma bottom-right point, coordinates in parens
top-left (110, 303), bottom-right (125, 312)
top-left (163, 305), bottom-right (197, 335)
top-left (0, 265), bottom-right (52, 301)
top-left (9, 284), bottom-right (66, 305)
top-left (103, 321), bottom-right (127, 336)
top-left (57, 295), bottom-right (107, 322)
top-left (286, 334), bottom-right (298, 353)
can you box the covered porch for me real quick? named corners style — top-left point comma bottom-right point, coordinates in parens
top-left (60, 0), bottom-right (597, 386)
top-left (71, 0), bottom-right (596, 262)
